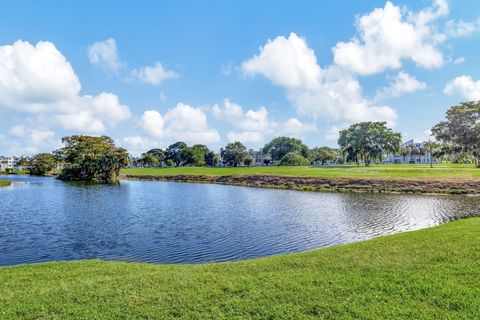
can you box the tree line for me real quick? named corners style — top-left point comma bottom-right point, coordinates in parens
top-left (23, 100), bottom-right (480, 183)
top-left (136, 137), bottom-right (340, 168)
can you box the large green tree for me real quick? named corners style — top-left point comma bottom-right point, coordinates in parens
top-left (338, 122), bottom-right (401, 166)
top-left (55, 135), bottom-right (129, 183)
top-left (262, 137), bottom-right (309, 162)
top-left (28, 153), bottom-right (56, 176)
top-left (279, 152), bottom-right (310, 166)
top-left (165, 142), bottom-right (187, 166)
top-left (140, 153), bottom-right (160, 167)
top-left (431, 101), bottom-right (480, 166)
top-left (140, 148), bottom-right (164, 167)
top-left (221, 141), bottom-right (248, 167)
top-left (188, 144), bottom-right (210, 166)
top-left (205, 151), bottom-right (219, 167)
top-left (310, 147), bottom-right (338, 165)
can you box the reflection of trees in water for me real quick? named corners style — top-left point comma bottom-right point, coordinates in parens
top-left (62, 183), bottom-right (132, 258)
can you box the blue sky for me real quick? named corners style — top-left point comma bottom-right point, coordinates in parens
top-left (0, 0), bottom-right (479, 155)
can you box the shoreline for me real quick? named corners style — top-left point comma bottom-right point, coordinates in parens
top-left (1, 218), bottom-right (478, 318)
top-left (0, 180), bottom-right (12, 187)
top-left (121, 173), bottom-right (480, 195)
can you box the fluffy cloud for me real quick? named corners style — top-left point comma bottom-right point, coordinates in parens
top-left (0, 40), bottom-right (81, 112)
top-left (131, 62), bottom-right (178, 85)
top-left (282, 118), bottom-right (317, 135)
top-left (242, 33), bottom-right (321, 89)
top-left (212, 99), bottom-right (316, 144)
top-left (241, 33), bottom-right (397, 126)
top-left (226, 131), bottom-right (264, 144)
top-left (10, 125), bottom-right (55, 145)
top-left (139, 103), bottom-right (220, 145)
top-left (0, 40), bottom-right (131, 133)
top-left (375, 71), bottom-right (427, 101)
top-left (1, 124), bottom-right (58, 155)
top-left (120, 135), bottom-right (159, 156)
top-left (88, 38), bottom-right (177, 85)
top-left (333, 0), bottom-right (448, 75)
top-left (444, 75), bottom-right (480, 100)
top-left (212, 99), bottom-right (274, 132)
top-left (212, 99), bottom-right (274, 144)
top-left (88, 38), bottom-right (124, 73)
top-left (445, 19), bottom-right (479, 37)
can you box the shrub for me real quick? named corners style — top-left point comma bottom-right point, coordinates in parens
top-left (278, 152), bottom-right (309, 166)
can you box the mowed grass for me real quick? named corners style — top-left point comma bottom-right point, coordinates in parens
top-left (0, 180), bottom-right (11, 187)
top-left (1, 218), bottom-right (479, 319)
top-left (122, 163), bottom-right (480, 181)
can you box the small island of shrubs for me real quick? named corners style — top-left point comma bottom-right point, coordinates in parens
top-left (0, 180), bottom-right (11, 187)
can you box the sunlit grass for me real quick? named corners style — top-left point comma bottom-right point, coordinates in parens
top-left (122, 163), bottom-right (480, 180)
top-left (0, 180), bottom-right (11, 187)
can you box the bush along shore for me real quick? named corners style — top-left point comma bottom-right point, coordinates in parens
top-left (121, 173), bottom-right (480, 195)
top-left (0, 180), bottom-right (11, 187)
top-left (1, 218), bottom-right (479, 319)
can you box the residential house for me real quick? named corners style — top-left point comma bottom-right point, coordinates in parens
top-left (385, 140), bottom-right (439, 164)
top-left (0, 156), bottom-right (14, 171)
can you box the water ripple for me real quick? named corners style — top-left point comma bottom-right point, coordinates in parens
top-left (0, 175), bottom-right (479, 266)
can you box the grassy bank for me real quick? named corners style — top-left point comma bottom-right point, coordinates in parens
top-left (121, 164), bottom-right (480, 194)
top-left (122, 164), bottom-right (480, 181)
top-left (0, 170), bottom-right (27, 175)
top-left (0, 180), bottom-right (11, 187)
top-left (1, 218), bottom-right (479, 319)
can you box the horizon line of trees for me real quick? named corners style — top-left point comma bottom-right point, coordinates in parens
top-left (22, 100), bottom-right (480, 182)
top-left (135, 137), bottom-right (340, 169)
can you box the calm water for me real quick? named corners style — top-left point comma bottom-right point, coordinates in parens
top-left (0, 175), bottom-right (479, 266)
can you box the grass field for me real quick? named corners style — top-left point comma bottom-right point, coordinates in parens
top-left (0, 170), bottom-right (27, 175)
top-left (0, 180), bottom-right (11, 187)
top-left (1, 218), bottom-right (479, 319)
top-left (122, 163), bottom-right (480, 181)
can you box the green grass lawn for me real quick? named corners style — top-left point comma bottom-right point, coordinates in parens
top-left (1, 218), bottom-right (479, 319)
top-left (0, 170), bottom-right (27, 175)
top-left (122, 163), bottom-right (480, 181)
top-left (0, 180), bottom-right (11, 187)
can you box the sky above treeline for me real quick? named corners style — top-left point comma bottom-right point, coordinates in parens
top-left (0, 0), bottom-right (479, 155)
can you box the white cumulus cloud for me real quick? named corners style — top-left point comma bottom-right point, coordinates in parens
top-left (88, 38), bottom-right (124, 73)
top-left (445, 19), bottom-right (479, 37)
top-left (212, 99), bottom-right (316, 144)
top-left (282, 118), bottom-right (317, 136)
top-left (333, 0), bottom-right (448, 75)
top-left (140, 103), bottom-right (220, 145)
top-left (226, 131), bottom-right (264, 144)
top-left (131, 62), bottom-right (178, 85)
top-left (242, 33), bottom-right (321, 89)
top-left (88, 38), bottom-right (178, 86)
top-left (444, 75), bottom-right (480, 101)
top-left (212, 99), bottom-right (274, 132)
top-left (375, 71), bottom-right (427, 101)
top-left (241, 33), bottom-right (397, 126)
top-left (2, 124), bottom-right (58, 155)
top-left (0, 40), bottom-right (131, 134)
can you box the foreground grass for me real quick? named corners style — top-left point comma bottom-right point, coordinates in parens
top-left (0, 180), bottom-right (11, 187)
top-left (1, 218), bottom-right (479, 319)
top-left (122, 163), bottom-right (480, 181)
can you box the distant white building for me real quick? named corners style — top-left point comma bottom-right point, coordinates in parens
top-left (0, 156), bottom-right (14, 171)
top-left (248, 149), bottom-right (272, 166)
top-left (385, 140), bottom-right (439, 164)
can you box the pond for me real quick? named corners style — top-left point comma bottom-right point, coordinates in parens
top-left (0, 175), bottom-right (479, 266)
